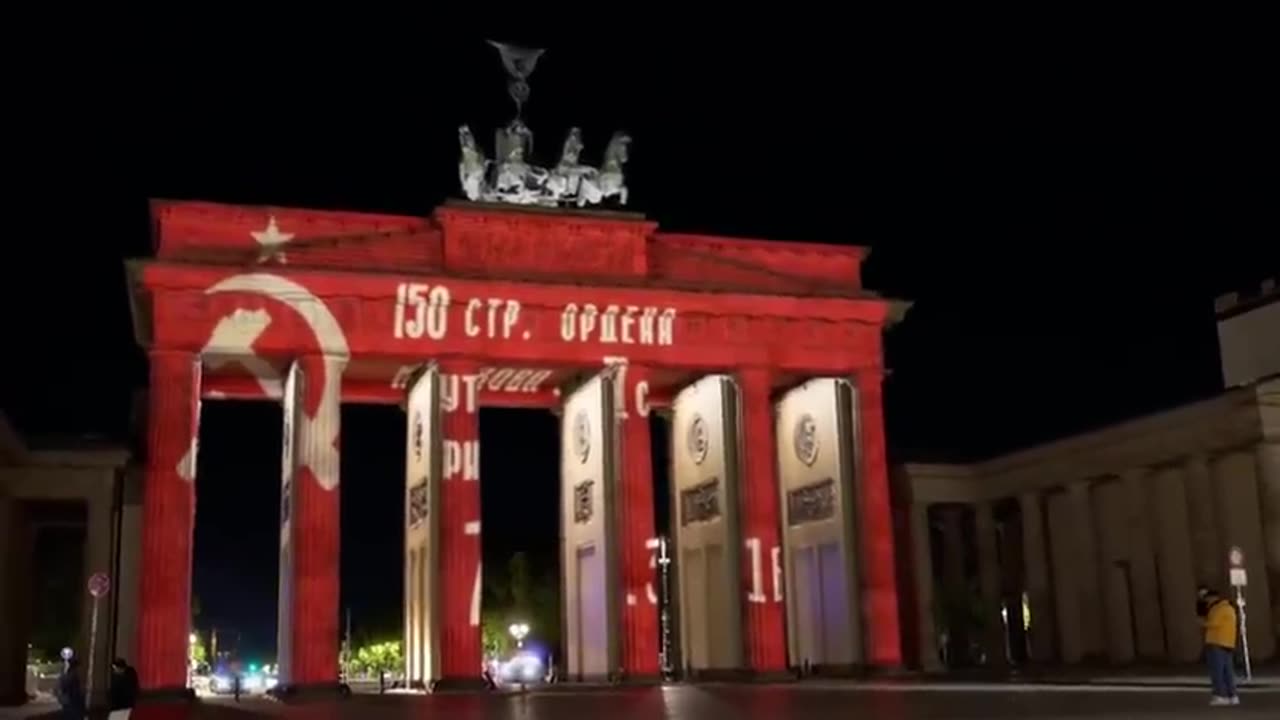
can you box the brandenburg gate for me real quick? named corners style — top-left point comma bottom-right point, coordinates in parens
top-left (123, 43), bottom-right (908, 698)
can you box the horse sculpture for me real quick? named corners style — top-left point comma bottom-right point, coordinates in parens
top-left (577, 132), bottom-right (630, 207)
top-left (457, 123), bottom-right (630, 208)
top-left (457, 125), bottom-right (489, 202)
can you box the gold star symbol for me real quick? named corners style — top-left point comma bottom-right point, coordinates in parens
top-left (251, 215), bottom-right (294, 263)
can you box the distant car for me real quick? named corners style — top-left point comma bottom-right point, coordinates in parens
top-left (497, 653), bottom-right (544, 685)
top-left (207, 671), bottom-right (277, 695)
top-left (208, 673), bottom-right (234, 695)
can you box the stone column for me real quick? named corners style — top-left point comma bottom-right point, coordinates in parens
top-left (437, 361), bottom-right (483, 685)
top-left (1067, 482), bottom-right (1104, 659)
top-left (279, 355), bottom-right (345, 689)
top-left (909, 503), bottom-right (941, 670)
top-left (1120, 469), bottom-right (1165, 660)
top-left (114, 468), bottom-right (143, 668)
top-left (939, 506), bottom-right (969, 665)
top-left (614, 363), bottom-right (661, 678)
top-left (1045, 491), bottom-right (1082, 663)
top-left (0, 493), bottom-right (25, 705)
top-left (1091, 479), bottom-right (1135, 664)
top-left (1213, 450), bottom-right (1276, 660)
top-left (735, 368), bottom-right (787, 673)
top-left (136, 351), bottom-right (201, 694)
top-left (974, 502), bottom-right (1008, 667)
top-left (1148, 465), bottom-right (1200, 662)
top-left (1019, 492), bottom-right (1055, 663)
top-left (852, 370), bottom-right (903, 667)
top-left (1183, 454), bottom-right (1223, 590)
top-left (1257, 442), bottom-right (1280, 649)
top-left (999, 511), bottom-right (1028, 664)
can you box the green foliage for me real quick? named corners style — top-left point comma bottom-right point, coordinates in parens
top-left (482, 611), bottom-right (512, 658)
top-left (190, 634), bottom-right (208, 666)
top-left (479, 551), bottom-right (561, 658)
top-left (350, 641), bottom-right (402, 676)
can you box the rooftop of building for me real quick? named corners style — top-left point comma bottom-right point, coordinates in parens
top-left (1214, 275), bottom-right (1278, 319)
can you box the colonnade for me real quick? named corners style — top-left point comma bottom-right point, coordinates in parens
top-left (907, 439), bottom-right (1280, 669)
top-left (135, 350), bottom-right (904, 694)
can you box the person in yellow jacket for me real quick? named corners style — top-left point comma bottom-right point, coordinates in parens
top-left (1198, 586), bottom-right (1240, 706)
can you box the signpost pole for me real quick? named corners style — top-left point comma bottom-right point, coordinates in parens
top-left (1227, 547), bottom-right (1252, 682)
top-left (1236, 586), bottom-right (1252, 681)
top-left (87, 597), bottom-right (100, 701)
top-left (85, 572), bottom-right (111, 708)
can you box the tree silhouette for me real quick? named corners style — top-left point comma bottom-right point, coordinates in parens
top-left (508, 552), bottom-right (531, 613)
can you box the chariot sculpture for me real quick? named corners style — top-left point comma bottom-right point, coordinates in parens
top-left (457, 42), bottom-right (632, 208)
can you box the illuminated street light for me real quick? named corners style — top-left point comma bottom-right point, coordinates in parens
top-left (508, 622), bottom-right (530, 649)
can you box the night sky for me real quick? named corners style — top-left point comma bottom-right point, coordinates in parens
top-left (3, 28), bottom-right (1276, 660)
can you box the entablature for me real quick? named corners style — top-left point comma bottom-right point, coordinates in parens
top-left (138, 262), bottom-right (886, 377)
top-left (149, 200), bottom-right (871, 299)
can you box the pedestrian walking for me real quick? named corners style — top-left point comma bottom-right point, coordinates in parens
top-left (109, 657), bottom-right (139, 719)
top-left (1199, 587), bottom-right (1241, 706)
top-left (54, 657), bottom-right (86, 720)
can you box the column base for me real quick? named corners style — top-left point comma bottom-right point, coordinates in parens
top-left (746, 669), bottom-right (799, 683)
top-left (613, 673), bottom-right (665, 685)
top-left (798, 663), bottom-right (911, 679)
top-left (686, 668), bottom-right (796, 682)
top-left (560, 672), bottom-right (626, 684)
top-left (268, 682), bottom-right (351, 702)
top-left (430, 677), bottom-right (493, 693)
top-left (138, 686), bottom-right (197, 704)
top-left (801, 663), bottom-right (862, 678)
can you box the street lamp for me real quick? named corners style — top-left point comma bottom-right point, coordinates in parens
top-left (187, 633), bottom-right (198, 690)
top-left (508, 622), bottom-right (530, 649)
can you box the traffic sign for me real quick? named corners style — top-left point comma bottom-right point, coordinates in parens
top-left (88, 572), bottom-right (111, 598)
top-left (1226, 545), bottom-right (1256, 682)
top-left (1228, 546), bottom-right (1248, 587)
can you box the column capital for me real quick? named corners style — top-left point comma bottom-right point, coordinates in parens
top-left (296, 353), bottom-right (348, 371)
top-left (1121, 466), bottom-right (1151, 482)
top-left (148, 347), bottom-right (197, 360)
top-left (1184, 451), bottom-right (1211, 470)
top-left (735, 366), bottom-right (775, 393)
top-left (438, 357), bottom-right (482, 375)
top-left (852, 366), bottom-right (886, 385)
top-left (1067, 480), bottom-right (1092, 498)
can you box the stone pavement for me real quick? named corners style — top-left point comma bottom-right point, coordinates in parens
top-left (7, 683), bottom-right (1278, 719)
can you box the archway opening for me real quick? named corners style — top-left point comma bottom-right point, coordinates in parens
top-left (479, 407), bottom-right (560, 685)
top-left (337, 404), bottom-right (406, 688)
top-left (192, 399), bottom-right (282, 690)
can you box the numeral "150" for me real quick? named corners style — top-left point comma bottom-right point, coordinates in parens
top-left (394, 283), bottom-right (451, 340)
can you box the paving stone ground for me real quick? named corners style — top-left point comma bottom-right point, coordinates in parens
top-left (7, 683), bottom-right (1280, 719)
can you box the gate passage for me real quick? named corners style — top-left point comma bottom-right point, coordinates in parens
top-left (126, 199), bottom-right (907, 692)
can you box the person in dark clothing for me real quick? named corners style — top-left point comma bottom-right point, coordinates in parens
top-left (1196, 585), bottom-right (1212, 619)
top-left (54, 657), bottom-right (86, 720)
top-left (109, 658), bottom-right (140, 711)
